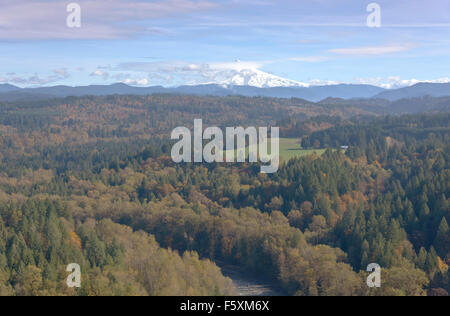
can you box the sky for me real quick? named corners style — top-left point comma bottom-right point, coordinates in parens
top-left (0, 0), bottom-right (450, 88)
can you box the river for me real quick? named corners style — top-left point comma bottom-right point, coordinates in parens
top-left (217, 262), bottom-right (286, 296)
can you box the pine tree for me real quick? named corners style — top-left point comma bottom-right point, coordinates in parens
top-left (434, 217), bottom-right (449, 258)
top-left (360, 240), bottom-right (370, 269)
top-left (425, 246), bottom-right (439, 276)
top-left (416, 247), bottom-right (428, 270)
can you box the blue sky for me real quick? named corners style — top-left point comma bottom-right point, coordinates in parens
top-left (1, 0), bottom-right (450, 88)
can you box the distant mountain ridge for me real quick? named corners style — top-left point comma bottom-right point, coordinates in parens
top-left (1, 82), bottom-right (450, 102)
top-left (0, 84), bottom-right (21, 93)
top-left (374, 82), bottom-right (450, 101)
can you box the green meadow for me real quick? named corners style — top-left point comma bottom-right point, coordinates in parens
top-left (221, 138), bottom-right (326, 162)
top-left (278, 138), bottom-right (326, 161)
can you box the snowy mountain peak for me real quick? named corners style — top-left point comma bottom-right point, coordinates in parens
top-left (219, 68), bottom-right (309, 88)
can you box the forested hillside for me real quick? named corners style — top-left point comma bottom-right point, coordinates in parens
top-left (0, 95), bottom-right (448, 296)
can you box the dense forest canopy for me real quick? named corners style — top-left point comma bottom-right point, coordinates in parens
top-left (0, 94), bottom-right (448, 296)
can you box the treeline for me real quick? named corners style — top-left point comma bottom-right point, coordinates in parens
top-left (82, 192), bottom-right (428, 296)
top-left (301, 113), bottom-right (450, 150)
top-left (0, 198), bottom-right (235, 296)
top-left (0, 137), bottom-right (171, 178)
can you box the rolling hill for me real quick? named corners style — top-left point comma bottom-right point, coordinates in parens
top-left (374, 82), bottom-right (450, 101)
top-left (0, 82), bottom-right (450, 103)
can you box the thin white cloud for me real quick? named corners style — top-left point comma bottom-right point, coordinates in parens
top-left (355, 76), bottom-right (450, 89)
top-left (0, 69), bottom-right (70, 86)
top-left (308, 79), bottom-right (341, 86)
top-left (0, 0), bottom-right (218, 40)
top-left (90, 70), bottom-right (110, 80)
top-left (53, 68), bottom-right (70, 77)
top-left (122, 78), bottom-right (150, 86)
top-left (329, 44), bottom-right (414, 56)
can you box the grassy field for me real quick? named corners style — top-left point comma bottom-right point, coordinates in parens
top-left (278, 138), bottom-right (326, 161)
top-left (221, 138), bottom-right (326, 162)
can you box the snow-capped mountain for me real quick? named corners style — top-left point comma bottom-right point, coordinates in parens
top-left (220, 68), bottom-right (309, 88)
